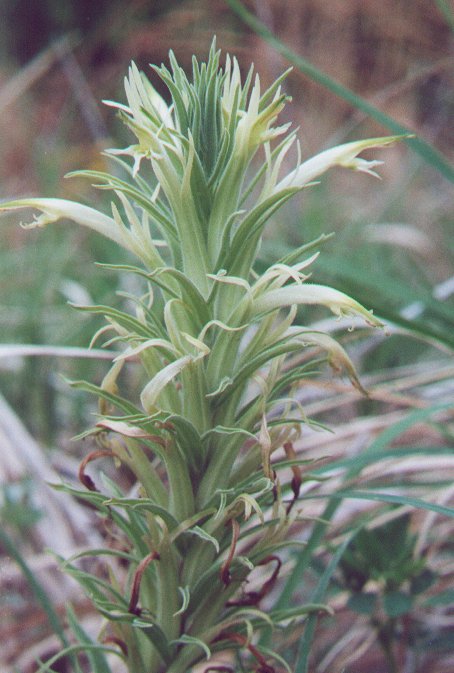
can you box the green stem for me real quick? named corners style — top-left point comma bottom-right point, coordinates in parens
top-left (195, 433), bottom-right (244, 507)
top-left (182, 361), bottom-right (210, 434)
top-left (124, 439), bottom-right (168, 505)
top-left (180, 536), bottom-right (217, 589)
top-left (156, 538), bottom-right (181, 642)
top-left (166, 441), bottom-right (196, 520)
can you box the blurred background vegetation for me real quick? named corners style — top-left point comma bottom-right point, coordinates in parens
top-left (0, 1), bottom-right (453, 672)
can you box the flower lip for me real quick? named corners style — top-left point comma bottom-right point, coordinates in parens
top-left (252, 283), bottom-right (384, 327)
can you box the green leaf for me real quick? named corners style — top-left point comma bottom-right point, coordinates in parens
top-left (347, 592), bottom-right (378, 615)
top-left (72, 302), bottom-right (158, 339)
top-left (422, 587), bottom-right (454, 607)
top-left (163, 414), bottom-right (205, 471)
top-left (224, 187), bottom-right (299, 273)
top-left (184, 525), bottom-right (220, 553)
top-left (410, 569), bottom-right (437, 595)
top-left (270, 603), bottom-right (333, 622)
top-left (130, 620), bottom-right (172, 664)
top-left (65, 547), bottom-right (136, 564)
top-left (102, 497), bottom-right (179, 531)
top-left (66, 604), bottom-right (112, 673)
top-left (332, 490), bottom-right (454, 518)
top-left (34, 644), bottom-right (124, 673)
top-left (274, 233), bottom-right (334, 267)
top-left (383, 590), bottom-right (413, 617)
top-left (67, 169), bottom-right (177, 239)
top-left (170, 634), bottom-right (211, 660)
top-left (58, 559), bottom-right (127, 606)
top-left (174, 586), bottom-right (191, 616)
top-left (0, 527), bottom-right (68, 649)
top-left (435, 0), bottom-right (454, 32)
top-left (68, 379), bottom-right (142, 415)
top-left (294, 535), bottom-right (352, 673)
top-left (149, 268), bottom-right (210, 324)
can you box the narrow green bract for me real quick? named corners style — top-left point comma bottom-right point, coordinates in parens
top-left (1, 41), bottom-right (400, 673)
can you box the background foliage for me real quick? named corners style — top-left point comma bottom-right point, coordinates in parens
top-left (0, 1), bottom-right (453, 672)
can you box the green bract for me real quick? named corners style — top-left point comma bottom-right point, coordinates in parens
top-left (1, 41), bottom-right (400, 673)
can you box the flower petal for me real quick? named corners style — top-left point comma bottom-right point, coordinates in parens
top-left (253, 283), bottom-right (384, 327)
top-left (140, 355), bottom-right (192, 413)
top-left (275, 135), bottom-right (403, 192)
top-left (287, 328), bottom-right (368, 394)
top-left (0, 198), bottom-right (123, 246)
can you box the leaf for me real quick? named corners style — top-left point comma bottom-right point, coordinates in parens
top-left (170, 635), bottom-right (211, 660)
top-left (174, 586), bottom-right (191, 616)
top-left (149, 267), bottom-right (210, 324)
top-left (57, 558), bottom-right (127, 606)
top-left (410, 569), bottom-right (437, 595)
top-left (72, 302), bottom-right (157, 339)
top-left (130, 620), bottom-right (173, 664)
top-left (113, 338), bottom-right (180, 363)
top-left (383, 591), bottom-right (413, 617)
top-left (293, 535), bottom-right (352, 673)
top-left (0, 527), bottom-right (68, 649)
top-left (275, 233), bottom-right (334, 266)
top-left (66, 169), bottom-right (177, 238)
top-left (183, 526), bottom-right (220, 553)
top-left (34, 644), bottom-right (124, 673)
top-left (102, 497), bottom-right (179, 531)
top-left (270, 603), bottom-right (333, 622)
top-left (347, 592), bottom-right (378, 615)
top-left (202, 425), bottom-right (256, 441)
top-left (64, 547), bottom-right (136, 565)
top-left (422, 588), bottom-right (454, 607)
top-left (141, 355), bottom-right (192, 412)
top-left (332, 490), bottom-right (454, 518)
top-left (66, 605), bottom-right (112, 673)
top-left (224, 187), bottom-right (299, 273)
top-left (161, 413), bottom-right (205, 470)
top-left (67, 378), bottom-right (141, 415)
top-left (96, 418), bottom-right (166, 446)
top-left (286, 328), bottom-right (368, 394)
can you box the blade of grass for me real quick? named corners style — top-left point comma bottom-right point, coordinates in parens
top-left (0, 527), bottom-right (68, 649)
top-left (301, 491), bottom-right (454, 519)
top-left (315, 256), bottom-right (454, 350)
top-left (66, 604), bottom-right (112, 673)
top-left (34, 644), bottom-right (123, 673)
top-left (273, 403), bottom-right (452, 610)
top-left (0, 344), bottom-right (115, 359)
top-left (225, 0), bottom-right (454, 182)
top-left (435, 0), bottom-right (454, 32)
top-left (294, 535), bottom-right (352, 673)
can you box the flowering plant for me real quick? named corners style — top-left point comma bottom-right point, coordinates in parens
top-left (1, 42), bottom-right (399, 673)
